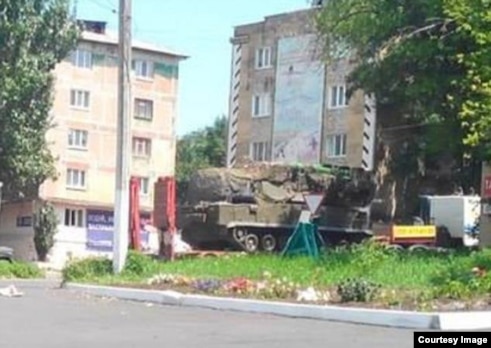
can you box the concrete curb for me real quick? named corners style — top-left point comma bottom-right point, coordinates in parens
top-left (64, 283), bottom-right (491, 330)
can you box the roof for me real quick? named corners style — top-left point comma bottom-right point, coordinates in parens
top-left (81, 30), bottom-right (189, 59)
top-left (233, 7), bottom-right (316, 30)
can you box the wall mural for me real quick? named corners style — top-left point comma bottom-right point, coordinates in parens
top-left (272, 34), bottom-right (324, 164)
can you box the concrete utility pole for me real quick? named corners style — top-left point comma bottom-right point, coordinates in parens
top-left (113, 0), bottom-right (132, 273)
top-left (71, 0), bottom-right (78, 19)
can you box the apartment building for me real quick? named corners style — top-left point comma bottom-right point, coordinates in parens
top-left (0, 21), bottom-right (187, 264)
top-left (226, 8), bottom-right (376, 170)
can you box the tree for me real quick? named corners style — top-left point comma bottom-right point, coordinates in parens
top-left (33, 201), bottom-right (58, 262)
top-left (314, 0), bottom-right (489, 217)
top-left (0, 0), bottom-right (79, 200)
top-left (176, 116), bottom-right (227, 201)
top-left (443, 0), bottom-right (491, 152)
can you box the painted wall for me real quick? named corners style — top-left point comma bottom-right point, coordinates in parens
top-left (0, 202), bottom-right (159, 266)
top-left (229, 9), bottom-right (374, 169)
top-left (0, 202), bottom-right (37, 261)
top-left (271, 34), bottom-right (324, 164)
top-left (39, 39), bottom-right (180, 211)
top-left (48, 205), bottom-right (159, 269)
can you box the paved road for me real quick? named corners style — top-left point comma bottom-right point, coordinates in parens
top-left (0, 280), bottom-right (414, 348)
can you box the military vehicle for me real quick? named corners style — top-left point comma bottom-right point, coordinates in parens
top-left (177, 163), bottom-right (377, 253)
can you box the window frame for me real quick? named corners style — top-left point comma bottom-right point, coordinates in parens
top-left (137, 177), bottom-right (150, 196)
top-left (16, 216), bottom-right (33, 228)
top-left (64, 208), bottom-right (85, 227)
top-left (70, 89), bottom-right (90, 110)
top-left (66, 168), bottom-right (87, 190)
top-left (71, 49), bottom-right (93, 69)
top-left (251, 93), bottom-right (271, 118)
top-left (250, 141), bottom-right (269, 162)
top-left (68, 129), bottom-right (88, 150)
top-left (255, 47), bottom-right (272, 70)
top-left (134, 98), bottom-right (154, 120)
top-left (132, 137), bottom-right (152, 157)
top-left (326, 133), bottom-right (347, 158)
top-left (133, 59), bottom-right (154, 79)
top-left (329, 85), bottom-right (349, 109)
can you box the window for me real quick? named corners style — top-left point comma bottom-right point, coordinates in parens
top-left (68, 129), bottom-right (88, 149)
top-left (134, 98), bottom-right (153, 120)
top-left (132, 137), bottom-right (152, 157)
top-left (137, 177), bottom-right (150, 196)
top-left (329, 85), bottom-right (348, 109)
top-left (71, 49), bottom-right (92, 68)
top-left (250, 141), bottom-right (269, 161)
top-left (133, 59), bottom-right (154, 78)
top-left (66, 168), bottom-right (86, 189)
top-left (64, 208), bottom-right (84, 227)
top-left (70, 90), bottom-right (90, 109)
top-left (16, 216), bottom-right (33, 227)
top-left (252, 94), bottom-right (271, 117)
top-left (255, 47), bottom-right (272, 69)
top-left (326, 134), bottom-right (347, 157)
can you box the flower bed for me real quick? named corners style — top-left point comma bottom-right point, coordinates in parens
top-left (62, 244), bottom-right (491, 312)
top-left (110, 271), bottom-right (491, 312)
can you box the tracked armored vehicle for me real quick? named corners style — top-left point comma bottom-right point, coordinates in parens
top-left (177, 163), bottom-right (377, 253)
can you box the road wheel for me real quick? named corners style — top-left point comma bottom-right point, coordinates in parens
top-left (232, 228), bottom-right (246, 243)
top-left (261, 234), bottom-right (277, 252)
top-left (408, 244), bottom-right (431, 254)
top-left (244, 234), bottom-right (259, 253)
top-left (385, 244), bottom-right (404, 252)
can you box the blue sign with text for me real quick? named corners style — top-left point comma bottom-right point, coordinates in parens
top-left (86, 210), bottom-right (150, 252)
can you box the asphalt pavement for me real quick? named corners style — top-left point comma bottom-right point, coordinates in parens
top-left (0, 280), bottom-right (415, 348)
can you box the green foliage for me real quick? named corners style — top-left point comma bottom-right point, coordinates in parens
top-left (33, 201), bottom-right (58, 261)
top-left (443, 0), bottom-right (491, 153)
top-left (62, 257), bottom-right (112, 282)
top-left (122, 251), bottom-right (157, 275)
top-left (176, 115), bottom-right (227, 201)
top-left (429, 249), bottom-right (491, 299)
top-left (337, 278), bottom-right (381, 303)
top-left (0, 261), bottom-right (43, 279)
top-left (61, 243), bottom-right (491, 305)
top-left (314, 0), bottom-right (491, 181)
top-left (0, 0), bottom-right (80, 199)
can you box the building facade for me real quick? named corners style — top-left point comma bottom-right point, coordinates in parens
top-left (226, 8), bottom-right (376, 170)
top-left (0, 21), bottom-right (187, 264)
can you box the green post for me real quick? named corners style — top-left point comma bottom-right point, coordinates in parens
top-left (281, 220), bottom-right (324, 259)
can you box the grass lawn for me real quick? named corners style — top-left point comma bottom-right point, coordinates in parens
top-left (0, 261), bottom-right (44, 279)
top-left (62, 242), bottom-right (491, 310)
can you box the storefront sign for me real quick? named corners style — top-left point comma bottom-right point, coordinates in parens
top-left (86, 210), bottom-right (150, 252)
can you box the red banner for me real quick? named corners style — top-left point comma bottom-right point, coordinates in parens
top-left (483, 175), bottom-right (491, 198)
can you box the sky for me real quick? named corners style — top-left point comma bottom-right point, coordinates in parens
top-left (75, 0), bottom-right (312, 136)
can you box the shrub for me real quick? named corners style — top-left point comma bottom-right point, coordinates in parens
top-left (429, 253), bottom-right (491, 300)
top-left (33, 202), bottom-right (58, 262)
top-left (337, 278), bottom-right (381, 302)
top-left (328, 240), bottom-right (394, 277)
top-left (123, 251), bottom-right (156, 275)
top-left (0, 261), bottom-right (43, 279)
top-left (62, 257), bottom-right (112, 282)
